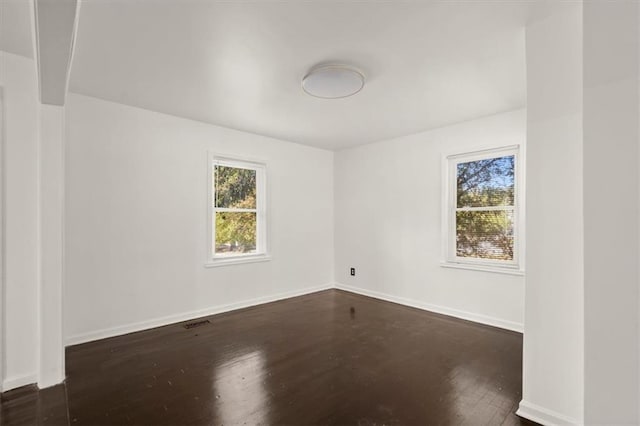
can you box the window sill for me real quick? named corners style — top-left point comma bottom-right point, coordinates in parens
top-left (205, 254), bottom-right (271, 268)
top-left (440, 261), bottom-right (525, 276)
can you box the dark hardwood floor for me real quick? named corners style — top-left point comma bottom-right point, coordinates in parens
top-left (1, 289), bottom-right (535, 425)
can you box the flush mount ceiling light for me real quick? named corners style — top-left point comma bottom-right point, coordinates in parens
top-left (302, 65), bottom-right (365, 99)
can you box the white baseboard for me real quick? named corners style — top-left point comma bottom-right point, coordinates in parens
top-left (2, 373), bottom-right (38, 392)
top-left (65, 283), bottom-right (334, 346)
top-left (516, 400), bottom-right (580, 425)
top-left (334, 282), bottom-right (523, 333)
top-left (66, 281), bottom-right (522, 347)
top-left (38, 368), bottom-right (66, 390)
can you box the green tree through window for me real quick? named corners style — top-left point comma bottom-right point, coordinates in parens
top-left (214, 164), bottom-right (258, 255)
top-left (455, 155), bottom-right (515, 261)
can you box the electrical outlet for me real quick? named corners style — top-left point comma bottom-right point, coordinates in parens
top-left (350, 267), bottom-right (356, 276)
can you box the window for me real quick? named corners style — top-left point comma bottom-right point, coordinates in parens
top-left (443, 145), bottom-right (523, 273)
top-left (207, 155), bottom-right (268, 266)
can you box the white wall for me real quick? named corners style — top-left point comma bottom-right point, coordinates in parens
top-left (583, 2), bottom-right (639, 423)
top-left (520, 5), bottom-right (584, 424)
top-left (334, 109), bottom-right (525, 331)
top-left (38, 104), bottom-right (66, 387)
top-left (0, 51), bottom-right (40, 390)
top-left (64, 93), bottom-right (334, 344)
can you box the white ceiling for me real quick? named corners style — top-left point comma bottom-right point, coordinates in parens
top-left (0, 0), bottom-right (34, 58)
top-left (68, 1), bottom-right (530, 150)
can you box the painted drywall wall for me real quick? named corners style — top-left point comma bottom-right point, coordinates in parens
top-left (38, 104), bottom-right (66, 387)
top-left (64, 93), bottom-right (334, 344)
top-left (0, 52), bottom-right (40, 390)
top-left (520, 5), bottom-right (584, 424)
top-left (334, 109), bottom-right (525, 331)
top-left (583, 2), bottom-right (639, 423)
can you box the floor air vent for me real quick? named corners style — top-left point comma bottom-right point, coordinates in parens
top-left (183, 319), bottom-right (210, 329)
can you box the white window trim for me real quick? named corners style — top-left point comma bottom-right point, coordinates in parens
top-left (205, 153), bottom-right (270, 267)
top-left (441, 144), bottom-right (525, 275)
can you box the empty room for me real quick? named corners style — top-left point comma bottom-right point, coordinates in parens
top-left (1, 0), bottom-right (639, 425)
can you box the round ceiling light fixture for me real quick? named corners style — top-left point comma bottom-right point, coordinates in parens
top-left (302, 64), bottom-right (365, 99)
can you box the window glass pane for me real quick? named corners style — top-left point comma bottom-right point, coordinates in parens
top-left (214, 165), bottom-right (257, 209)
top-left (215, 212), bottom-right (257, 255)
top-left (456, 210), bottom-right (514, 261)
top-left (457, 155), bottom-right (514, 208)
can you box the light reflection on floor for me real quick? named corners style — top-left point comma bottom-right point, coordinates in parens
top-left (214, 350), bottom-right (268, 425)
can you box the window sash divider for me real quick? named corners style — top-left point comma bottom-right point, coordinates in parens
top-left (213, 207), bottom-right (258, 213)
top-left (455, 206), bottom-right (515, 212)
